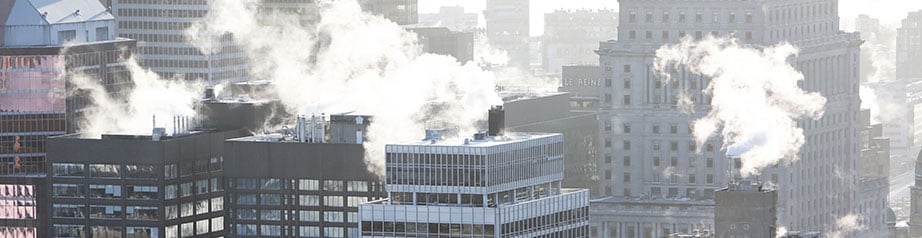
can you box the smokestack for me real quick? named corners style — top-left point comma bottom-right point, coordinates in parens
top-left (488, 105), bottom-right (505, 136)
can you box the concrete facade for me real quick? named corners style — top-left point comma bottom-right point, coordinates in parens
top-left (542, 9), bottom-right (617, 75)
top-left (595, 0), bottom-right (864, 235)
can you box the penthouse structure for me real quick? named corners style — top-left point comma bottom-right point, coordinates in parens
top-left (359, 107), bottom-right (590, 237)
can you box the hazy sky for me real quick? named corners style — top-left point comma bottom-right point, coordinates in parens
top-left (418, 0), bottom-right (922, 36)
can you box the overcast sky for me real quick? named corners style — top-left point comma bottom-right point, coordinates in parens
top-left (418, 0), bottom-right (922, 36)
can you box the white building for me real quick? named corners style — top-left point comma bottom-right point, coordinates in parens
top-left (359, 108), bottom-right (590, 237)
top-left (595, 0), bottom-right (864, 235)
top-left (110, 0), bottom-right (251, 83)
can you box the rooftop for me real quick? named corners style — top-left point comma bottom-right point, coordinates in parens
top-left (389, 132), bottom-right (560, 148)
top-left (3, 0), bottom-right (113, 26)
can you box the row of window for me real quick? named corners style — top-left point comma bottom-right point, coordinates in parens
top-left (626, 11), bottom-right (754, 25)
top-left (116, 0), bottom-right (208, 5)
top-left (53, 225), bottom-right (156, 238)
top-left (52, 163), bottom-right (157, 179)
top-left (234, 209), bottom-right (357, 223)
top-left (117, 8), bottom-right (208, 18)
top-left (164, 217), bottom-right (223, 238)
top-left (52, 204), bottom-right (157, 220)
top-left (362, 221), bottom-right (495, 237)
top-left (235, 225), bottom-right (349, 237)
top-left (164, 178), bottom-right (223, 199)
top-left (502, 207), bottom-right (588, 236)
top-left (164, 197), bottom-right (224, 219)
top-left (233, 178), bottom-right (371, 192)
top-left (626, 30), bottom-right (753, 42)
top-left (234, 193), bottom-right (368, 208)
top-left (53, 184), bottom-right (158, 200)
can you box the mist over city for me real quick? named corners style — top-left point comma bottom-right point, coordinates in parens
top-left (1, 0), bottom-right (921, 237)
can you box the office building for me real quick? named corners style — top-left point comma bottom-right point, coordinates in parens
top-left (484, 0), bottom-right (529, 67)
top-left (47, 127), bottom-right (249, 238)
top-left (502, 92), bottom-right (599, 195)
top-left (407, 27), bottom-right (474, 63)
top-left (898, 11), bottom-right (922, 80)
top-left (542, 9), bottom-right (617, 74)
top-left (222, 114), bottom-right (385, 238)
top-left (714, 181), bottom-right (777, 238)
top-left (359, 0), bottom-right (417, 25)
top-left (359, 107), bottom-right (590, 237)
top-left (110, 0), bottom-right (248, 83)
top-left (416, 6), bottom-right (478, 31)
top-left (911, 148), bottom-right (922, 236)
top-left (595, 0), bottom-right (864, 235)
top-left (560, 65), bottom-right (603, 112)
top-left (1, 2), bottom-right (134, 236)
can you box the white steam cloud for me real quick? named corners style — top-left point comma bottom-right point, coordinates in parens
top-left (828, 214), bottom-right (866, 238)
top-left (69, 57), bottom-right (203, 138)
top-left (186, 0), bottom-right (503, 175)
top-left (654, 36), bottom-right (826, 177)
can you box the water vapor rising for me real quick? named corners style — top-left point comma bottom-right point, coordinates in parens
top-left (187, 0), bottom-right (502, 176)
top-left (70, 57), bottom-right (203, 137)
top-left (654, 37), bottom-right (826, 177)
top-left (827, 214), bottom-right (866, 238)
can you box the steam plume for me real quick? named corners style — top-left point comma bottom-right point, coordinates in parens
top-left (654, 36), bottom-right (826, 177)
top-left (69, 57), bottom-right (203, 137)
top-left (186, 0), bottom-right (502, 175)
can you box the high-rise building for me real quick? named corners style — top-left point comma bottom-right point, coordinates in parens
top-left (359, 0), bottom-right (418, 25)
top-left (416, 6), bottom-right (478, 31)
top-left (47, 127), bottom-right (249, 238)
top-left (714, 181), bottom-right (777, 238)
top-left (359, 107), bottom-right (590, 237)
top-left (898, 11), bottom-right (922, 80)
top-left (542, 9), bottom-right (618, 75)
top-left (222, 114), bottom-right (386, 238)
top-left (484, 0), bottom-right (529, 67)
top-left (110, 0), bottom-right (249, 83)
top-left (1, 2), bottom-right (134, 236)
top-left (594, 0), bottom-right (863, 236)
top-left (911, 149), bottom-right (922, 236)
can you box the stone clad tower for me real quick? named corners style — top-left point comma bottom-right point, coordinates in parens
top-left (910, 149), bottom-right (922, 237)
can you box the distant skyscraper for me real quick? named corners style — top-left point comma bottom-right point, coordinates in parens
top-left (856, 14), bottom-right (881, 83)
top-left (110, 0), bottom-right (249, 83)
top-left (484, 0), bottom-right (529, 67)
top-left (359, 0), bottom-right (418, 25)
top-left (898, 11), bottom-right (922, 80)
top-left (2, 4), bottom-right (135, 236)
top-left (416, 6), bottom-right (478, 31)
top-left (594, 0), bottom-right (863, 236)
top-left (542, 9), bottom-right (618, 75)
top-left (359, 107), bottom-right (590, 237)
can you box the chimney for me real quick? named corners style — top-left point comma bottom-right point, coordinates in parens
top-left (488, 105), bottom-right (505, 136)
top-left (204, 88), bottom-right (215, 100)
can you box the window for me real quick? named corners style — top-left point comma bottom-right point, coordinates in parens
top-left (54, 163), bottom-right (85, 177)
top-left (261, 179), bottom-right (280, 190)
top-left (181, 202), bottom-right (193, 217)
top-left (653, 125), bottom-right (660, 134)
top-left (261, 194), bottom-right (281, 205)
top-left (623, 123), bottom-right (631, 133)
top-left (195, 199), bottom-right (209, 215)
top-left (58, 30), bottom-right (77, 43)
top-left (236, 224), bottom-right (256, 235)
top-left (165, 185), bottom-right (177, 200)
top-left (623, 141), bottom-right (631, 150)
top-left (679, 12), bottom-right (686, 23)
top-left (324, 196), bottom-right (344, 207)
top-left (90, 164), bottom-right (120, 178)
top-left (196, 180), bottom-right (209, 194)
top-left (670, 141), bottom-right (678, 151)
top-left (181, 222), bottom-right (193, 238)
top-left (88, 185), bottom-right (121, 198)
top-left (166, 205), bottom-right (178, 219)
top-left (707, 158), bottom-right (714, 168)
top-left (629, 12), bottom-right (636, 23)
top-left (261, 210), bottom-right (281, 220)
top-left (180, 182), bottom-right (192, 197)
top-left (347, 196), bottom-right (367, 207)
top-left (89, 205), bottom-right (122, 219)
top-left (54, 225), bottom-right (84, 238)
top-left (729, 13), bottom-right (736, 23)
top-left (662, 12), bottom-right (670, 22)
top-left (623, 65), bottom-right (631, 72)
top-left (654, 157), bottom-right (661, 167)
top-left (712, 12), bottom-right (719, 23)
top-left (623, 173), bottom-right (631, 183)
top-left (605, 155), bottom-right (612, 164)
top-left (53, 184), bottom-right (84, 198)
top-left (324, 227), bottom-right (344, 238)
top-left (623, 95), bottom-right (631, 105)
top-left (646, 12), bottom-right (653, 23)
top-left (695, 13), bottom-right (703, 23)
top-left (653, 141), bottom-right (661, 151)
top-left (127, 227), bottom-right (158, 237)
top-left (261, 225), bottom-right (281, 236)
top-left (237, 209), bottom-right (257, 220)
top-left (299, 211), bottom-right (320, 221)
top-left (670, 124), bottom-right (678, 134)
top-left (623, 156), bottom-right (631, 167)
top-left (126, 165), bottom-right (157, 179)
top-left (707, 174), bottom-right (714, 184)
top-left (689, 175), bottom-right (697, 184)
top-left (127, 206), bottom-right (157, 220)
top-left (211, 217), bottom-right (224, 232)
top-left (211, 197), bottom-right (223, 212)
top-left (164, 164), bottom-right (177, 179)
top-left (662, 31), bottom-right (669, 40)
top-left (196, 220), bottom-right (209, 235)
top-left (323, 180), bottom-right (342, 191)
top-left (324, 211), bottom-right (343, 222)
top-left (645, 31), bottom-right (653, 40)
top-left (629, 30), bottom-right (636, 39)
top-left (237, 194), bottom-right (257, 205)
top-left (210, 178), bottom-right (223, 192)
top-left (746, 12), bottom-right (753, 23)
top-left (347, 181), bottom-right (368, 192)
top-left (53, 204), bottom-right (83, 218)
top-left (671, 157), bottom-right (678, 167)
top-left (128, 186), bottom-right (158, 200)
top-left (300, 195), bottom-right (320, 206)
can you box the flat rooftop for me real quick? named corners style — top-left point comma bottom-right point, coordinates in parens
top-left (389, 132), bottom-right (561, 148)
